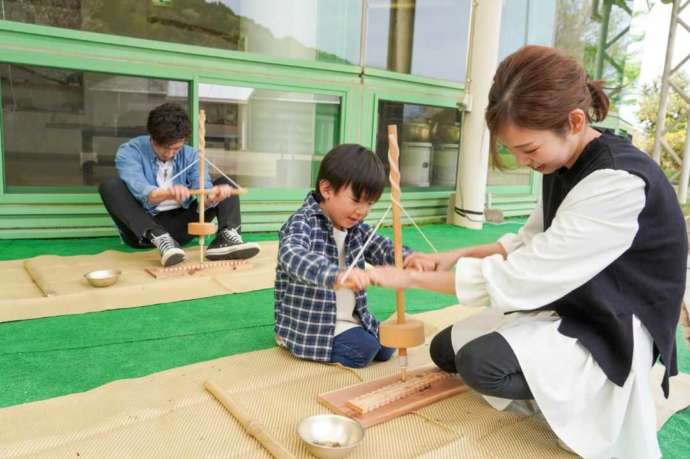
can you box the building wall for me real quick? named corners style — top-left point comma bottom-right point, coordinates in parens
top-left (0, 1), bottom-right (590, 238)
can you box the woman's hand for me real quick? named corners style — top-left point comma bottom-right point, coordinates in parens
top-left (403, 252), bottom-right (437, 271)
top-left (367, 266), bottom-right (414, 290)
top-left (403, 250), bottom-right (467, 272)
top-left (433, 250), bottom-right (467, 271)
top-left (369, 266), bottom-right (456, 295)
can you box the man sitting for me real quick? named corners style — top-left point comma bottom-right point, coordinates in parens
top-left (99, 102), bottom-right (260, 266)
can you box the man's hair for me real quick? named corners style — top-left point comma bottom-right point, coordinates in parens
top-left (147, 102), bottom-right (192, 146)
top-left (315, 144), bottom-right (387, 203)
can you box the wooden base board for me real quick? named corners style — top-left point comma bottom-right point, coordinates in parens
top-left (145, 259), bottom-right (250, 278)
top-left (318, 367), bottom-right (467, 428)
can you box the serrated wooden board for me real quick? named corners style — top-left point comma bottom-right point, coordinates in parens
top-left (318, 367), bottom-right (467, 428)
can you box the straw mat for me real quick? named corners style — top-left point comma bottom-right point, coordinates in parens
top-left (3, 306), bottom-right (689, 458)
top-left (0, 241), bottom-right (277, 323)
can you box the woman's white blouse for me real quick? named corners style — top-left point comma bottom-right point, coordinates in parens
top-left (451, 169), bottom-right (662, 459)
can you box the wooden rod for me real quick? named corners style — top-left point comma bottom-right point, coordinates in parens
top-left (205, 380), bottom-right (296, 459)
top-left (387, 124), bottom-right (408, 381)
top-left (198, 110), bottom-right (207, 264)
top-left (387, 125), bottom-right (405, 321)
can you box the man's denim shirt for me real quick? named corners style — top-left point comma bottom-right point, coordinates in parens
top-left (274, 192), bottom-right (412, 362)
top-left (115, 135), bottom-right (212, 215)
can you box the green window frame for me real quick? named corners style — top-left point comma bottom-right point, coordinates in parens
top-left (0, 19), bottom-right (540, 236)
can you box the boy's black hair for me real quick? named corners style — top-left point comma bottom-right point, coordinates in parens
top-left (315, 144), bottom-right (387, 203)
top-left (147, 102), bottom-right (191, 146)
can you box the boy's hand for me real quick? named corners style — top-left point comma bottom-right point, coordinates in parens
top-left (367, 266), bottom-right (413, 290)
top-left (403, 252), bottom-right (437, 271)
top-left (335, 268), bottom-right (370, 291)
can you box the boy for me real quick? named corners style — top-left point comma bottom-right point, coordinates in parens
top-left (274, 144), bottom-right (433, 368)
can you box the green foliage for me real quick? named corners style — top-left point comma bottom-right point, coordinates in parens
top-left (555, 0), bottom-right (641, 109)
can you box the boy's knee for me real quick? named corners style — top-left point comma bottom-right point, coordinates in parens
top-left (374, 345), bottom-right (395, 362)
top-left (356, 336), bottom-right (382, 366)
top-left (332, 332), bottom-right (380, 368)
top-left (333, 346), bottom-right (374, 368)
top-left (345, 356), bottom-right (371, 368)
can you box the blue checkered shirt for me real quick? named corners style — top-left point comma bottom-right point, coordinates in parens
top-left (274, 192), bottom-right (409, 362)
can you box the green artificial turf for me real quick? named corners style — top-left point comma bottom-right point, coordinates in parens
top-left (0, 221), bottom-right (687, 457)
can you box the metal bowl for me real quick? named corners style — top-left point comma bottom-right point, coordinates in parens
top-left (84, 269), bottom-right (121, 288)
top-left (297, 415), bottom-right (364, 458)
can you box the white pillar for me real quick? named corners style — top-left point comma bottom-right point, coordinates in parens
top-left (452, 0), bottom-right (504, 229)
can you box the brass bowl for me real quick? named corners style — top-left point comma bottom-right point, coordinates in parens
top-left (297, 415), bottom-right (364, 458)
top-left (436, 123), bottom-right (461, 143)
top-left (84, 269), bottom-right (121, 288)
top-left (402, 122), bottom-right (431, 142)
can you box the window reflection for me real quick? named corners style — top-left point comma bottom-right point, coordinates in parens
top-left (376, 101), bottom-right (460, 188)
top-left (4, 0), bottom-right (362, 65)
top-left (0, 64), bottom-right (187, 190)
top-left (498, 0), bottom-right (557, 60)
top-left (487, 148), bottom-right (531, 187)
top-left (490, 0), bottom-right (558, 187)
top-left (193, 84), bottom-right (341, 188)
top-left (366, 0), bottom-right (471, 82)
top-left (554, 0), bottom-right (634, 100)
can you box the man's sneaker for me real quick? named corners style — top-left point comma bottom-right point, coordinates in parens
top-left (206, 227), bottom-right (260, 261)
top-left (150, 233), bottom-right (186, 267)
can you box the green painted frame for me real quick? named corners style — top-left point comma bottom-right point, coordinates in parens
top-left (0, 18), bottom-right (540, 236)
top-left (362, 72), bottom-right (540, 201)
top-left (0, 20), bottom-right (363, 205)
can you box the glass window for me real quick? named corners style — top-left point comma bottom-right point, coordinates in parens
top-left (498, 0), bottom-right (557, 60)
top-left (491, 0), bottom-right (557, 188)
top-left (3, 0), bottom-right (362, 65)
top-left (554, 0), bottom-right (634, 100)
top-left (0, 63), bottom-right (188, 191)
top-left (487, 148), bottom-right (531, 187)
top-left (365, 0), bottom-right (472, 82)
top-left (376, 101), bottom-right (460, 188)
top-left (195, 83), bottom-right (340, 188)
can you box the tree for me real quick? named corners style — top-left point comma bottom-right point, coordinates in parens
top-left (637, 73), bottom-right (689, 173)
top-left (555, 0), bottom-right (642, 109)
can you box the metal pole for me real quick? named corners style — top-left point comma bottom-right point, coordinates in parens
top-left (678, 112), bottom-right (690, 203)
top-left (198, 110), bottom-right (207, 263)
top-left (387, 0), bottom-right (415, 74)
top-left (653, 0), bottom-right (680, 163)
top-left (595, 0), bottom-right (612, 80)
top-left (359, 0), bottom-right (369, 69)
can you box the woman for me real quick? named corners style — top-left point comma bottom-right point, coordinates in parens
top-left (368, 45), bottom-right (687, 458)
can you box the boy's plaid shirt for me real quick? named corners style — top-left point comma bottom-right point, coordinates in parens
top-left (274, 192), bottom-right (409, 362)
